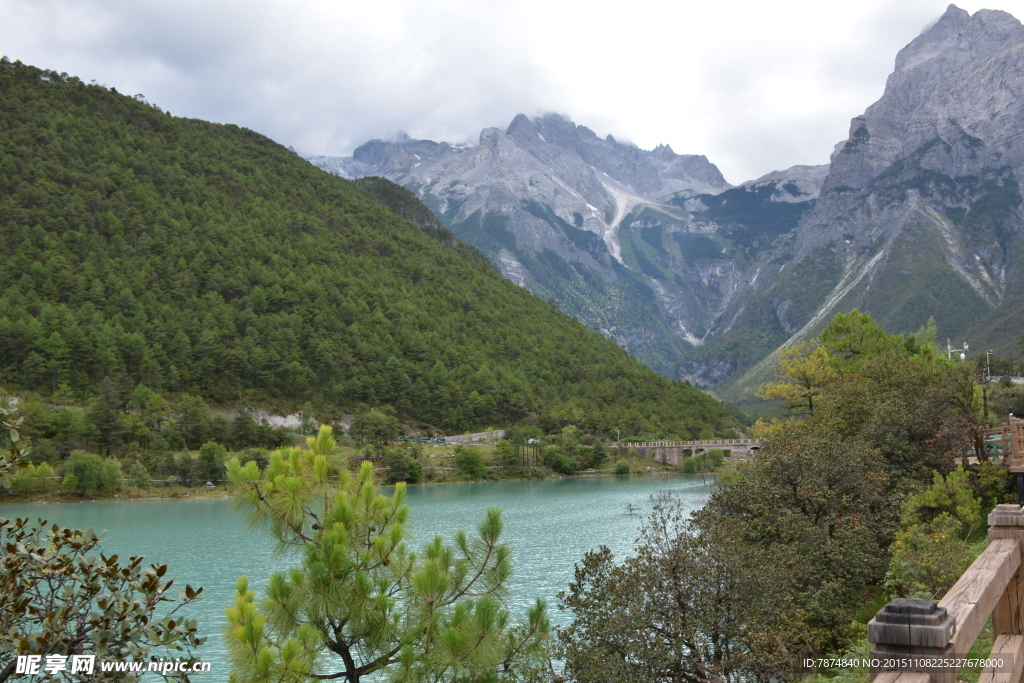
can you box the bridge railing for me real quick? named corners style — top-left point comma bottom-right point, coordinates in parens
top-left (609, 439), bottom-right (760, 449)
top-left (867, 504), bottom-right (1024, 683)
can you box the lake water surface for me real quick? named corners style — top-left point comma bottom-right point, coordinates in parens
top-left (2, 474), bottom-right (712, 677)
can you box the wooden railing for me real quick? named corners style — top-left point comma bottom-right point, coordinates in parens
top-left (868, 504), bottom-right (1024, 683)
top-left (983, 417), bottom-right (1024, 460)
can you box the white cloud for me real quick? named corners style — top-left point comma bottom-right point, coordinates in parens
top-left (1, 0), bottom-right (1022, 183)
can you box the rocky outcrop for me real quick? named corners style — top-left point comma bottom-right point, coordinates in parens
top-left (740, 164), bottom-right (829, 203)
top-left (698, 5), bottom-right (1024, 396)
top-left (795, 4), bottom-right (1024, 313)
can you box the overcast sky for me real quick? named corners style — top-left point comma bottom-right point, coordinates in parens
top-left (2, 0), bottom-right (1022, 184)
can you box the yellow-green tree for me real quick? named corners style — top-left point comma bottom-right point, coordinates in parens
top-left (820, 308), bottom-right (900, 369)
top-left (224, 426), bottom-right (550, 682)
top-left (757, 340), bottom-right (836, 416)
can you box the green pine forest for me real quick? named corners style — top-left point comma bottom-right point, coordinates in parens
top-left (0, 58), bottom-right (734, 438)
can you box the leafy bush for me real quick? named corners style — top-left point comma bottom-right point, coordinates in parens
top-left (454, 446), bottom-right (487, 479)
top-left (61, 450), bottom-right (120, 495)
top-left (383, 449), bottom-right (423, 484)
top-left (972, 461), bottom-right (1014, 510)
top-left (128, 461), bottom-right (150, 494)
top-left (682, 451), bottom-right (725, 474)
top-left (615, 460), bottom-right (630, 475)
top-left (548, 453), bottom-right (579, 475)
top-left (884, 512), bottom-right (976, 600)
top-left (902, 467), bottom-right (981, 537)
top-left (197, 441), bottom-right (227, 482)
top-left (9, 462), bottom-right (54, 495)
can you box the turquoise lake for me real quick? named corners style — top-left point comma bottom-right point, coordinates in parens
top-left (1, 474), bottom-right (712, 678)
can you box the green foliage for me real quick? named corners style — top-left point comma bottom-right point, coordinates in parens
top-left (349, 408), bottom-right (402, 443)
top-left (972, 461), bottom-right (1014, 510)
top-left (62, 449), bottom-right (121, 496)
top-left (561, 310), bottom-right (1003, 678)
top-left (699, 424), bottom-right (893, 660)
top-left (580, 441), bottom-right (606, 469)
top-left (197, 440), bottom-right (227, 482)
top-left (884, 512), bottom-right (977, 600)
top-left (495, 439), bottom-right (517, 468)
top-left (821, 309), bottom-right (902, 369)
top-left (0, 518), bottom-right (206, 681)
top-left (383, 449), bottom-right (422, 484)
top-left (128, 460), bottom-right (150, 494)
top-left (901, 467), bottom-right (982, 537)
top-left (0, 58), bottom-right (734, 438)
top-left (757, 340), bottom-right (836, 415)
top-left (715, 467), bottom-right (742, 487)
top-left (614, 460), bottom-right (630, 475)
top-left (558, 499), bottom-right (794, 682)
top-left (545, 451), bottom-right (579, 475)
top-left (60, 472), bottom-right (78, 495)
top-left (224, 431), bottom-right (550, 682)
top-left (8, 461), bottom-right (54, 495)
top-left (681, 449), bottom-right (725, 475)
top-left (555, 425), bottom-right (580, 457)
top-left (454, 445), bottom-right (487, 479)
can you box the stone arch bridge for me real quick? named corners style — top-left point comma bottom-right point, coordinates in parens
top-left (610, 439), bottom-right (761, 467)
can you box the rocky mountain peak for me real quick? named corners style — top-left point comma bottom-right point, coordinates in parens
top-left (820, 4), bottom-right (1024, 196)
top-left (740, 164), bottom-right (829, 202)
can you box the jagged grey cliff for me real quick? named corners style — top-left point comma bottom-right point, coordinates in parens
top-left (679, 4), bottom-right (1024, 398)
top-left (309, 4), bottom-right (1024, 396)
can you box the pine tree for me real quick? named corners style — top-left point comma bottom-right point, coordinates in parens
top-left (224, 426), bottom-right (550, 682)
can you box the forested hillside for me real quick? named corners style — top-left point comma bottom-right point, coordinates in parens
top-left (0, 58), bottom-right (733, 437)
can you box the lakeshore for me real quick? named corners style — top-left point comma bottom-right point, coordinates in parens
top-left (0, 455), bottom-right (696, 506)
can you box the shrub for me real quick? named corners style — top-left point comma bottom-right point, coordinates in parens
top-left (972, 461), bottom-right (1013, 510)
top-left (615, 460), bottom-right (630, 475)
top-left (197, 441), bottom-right (227, 482)
top-left (28, 439), bottom-right (59, 464)
top-left (239, 447), bottom-right (269, 470)
top-left (715, 468), bottom-right (741, 486)
top-left (384, 450), bottom-right (423, 484)
top-left (902, 467), bottom-right (981, 537)
top-left (884, 512), bottom-right (976, 600)
top-left (10, 462), bottom-right (55, 495)
top-left (548, 453), bottom-right (579, 475)
top-left (454, 446), bottom-right (487, 479)
top-left (62, 450), bottom-right (120, 496)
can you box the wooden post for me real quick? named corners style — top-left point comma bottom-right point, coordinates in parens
top-left (987, 505), bottom-right (1024, 683)
top-left (868, 598), bottom-right (956, 683)
top-left (989, 505), bottom-right (1024, 636)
